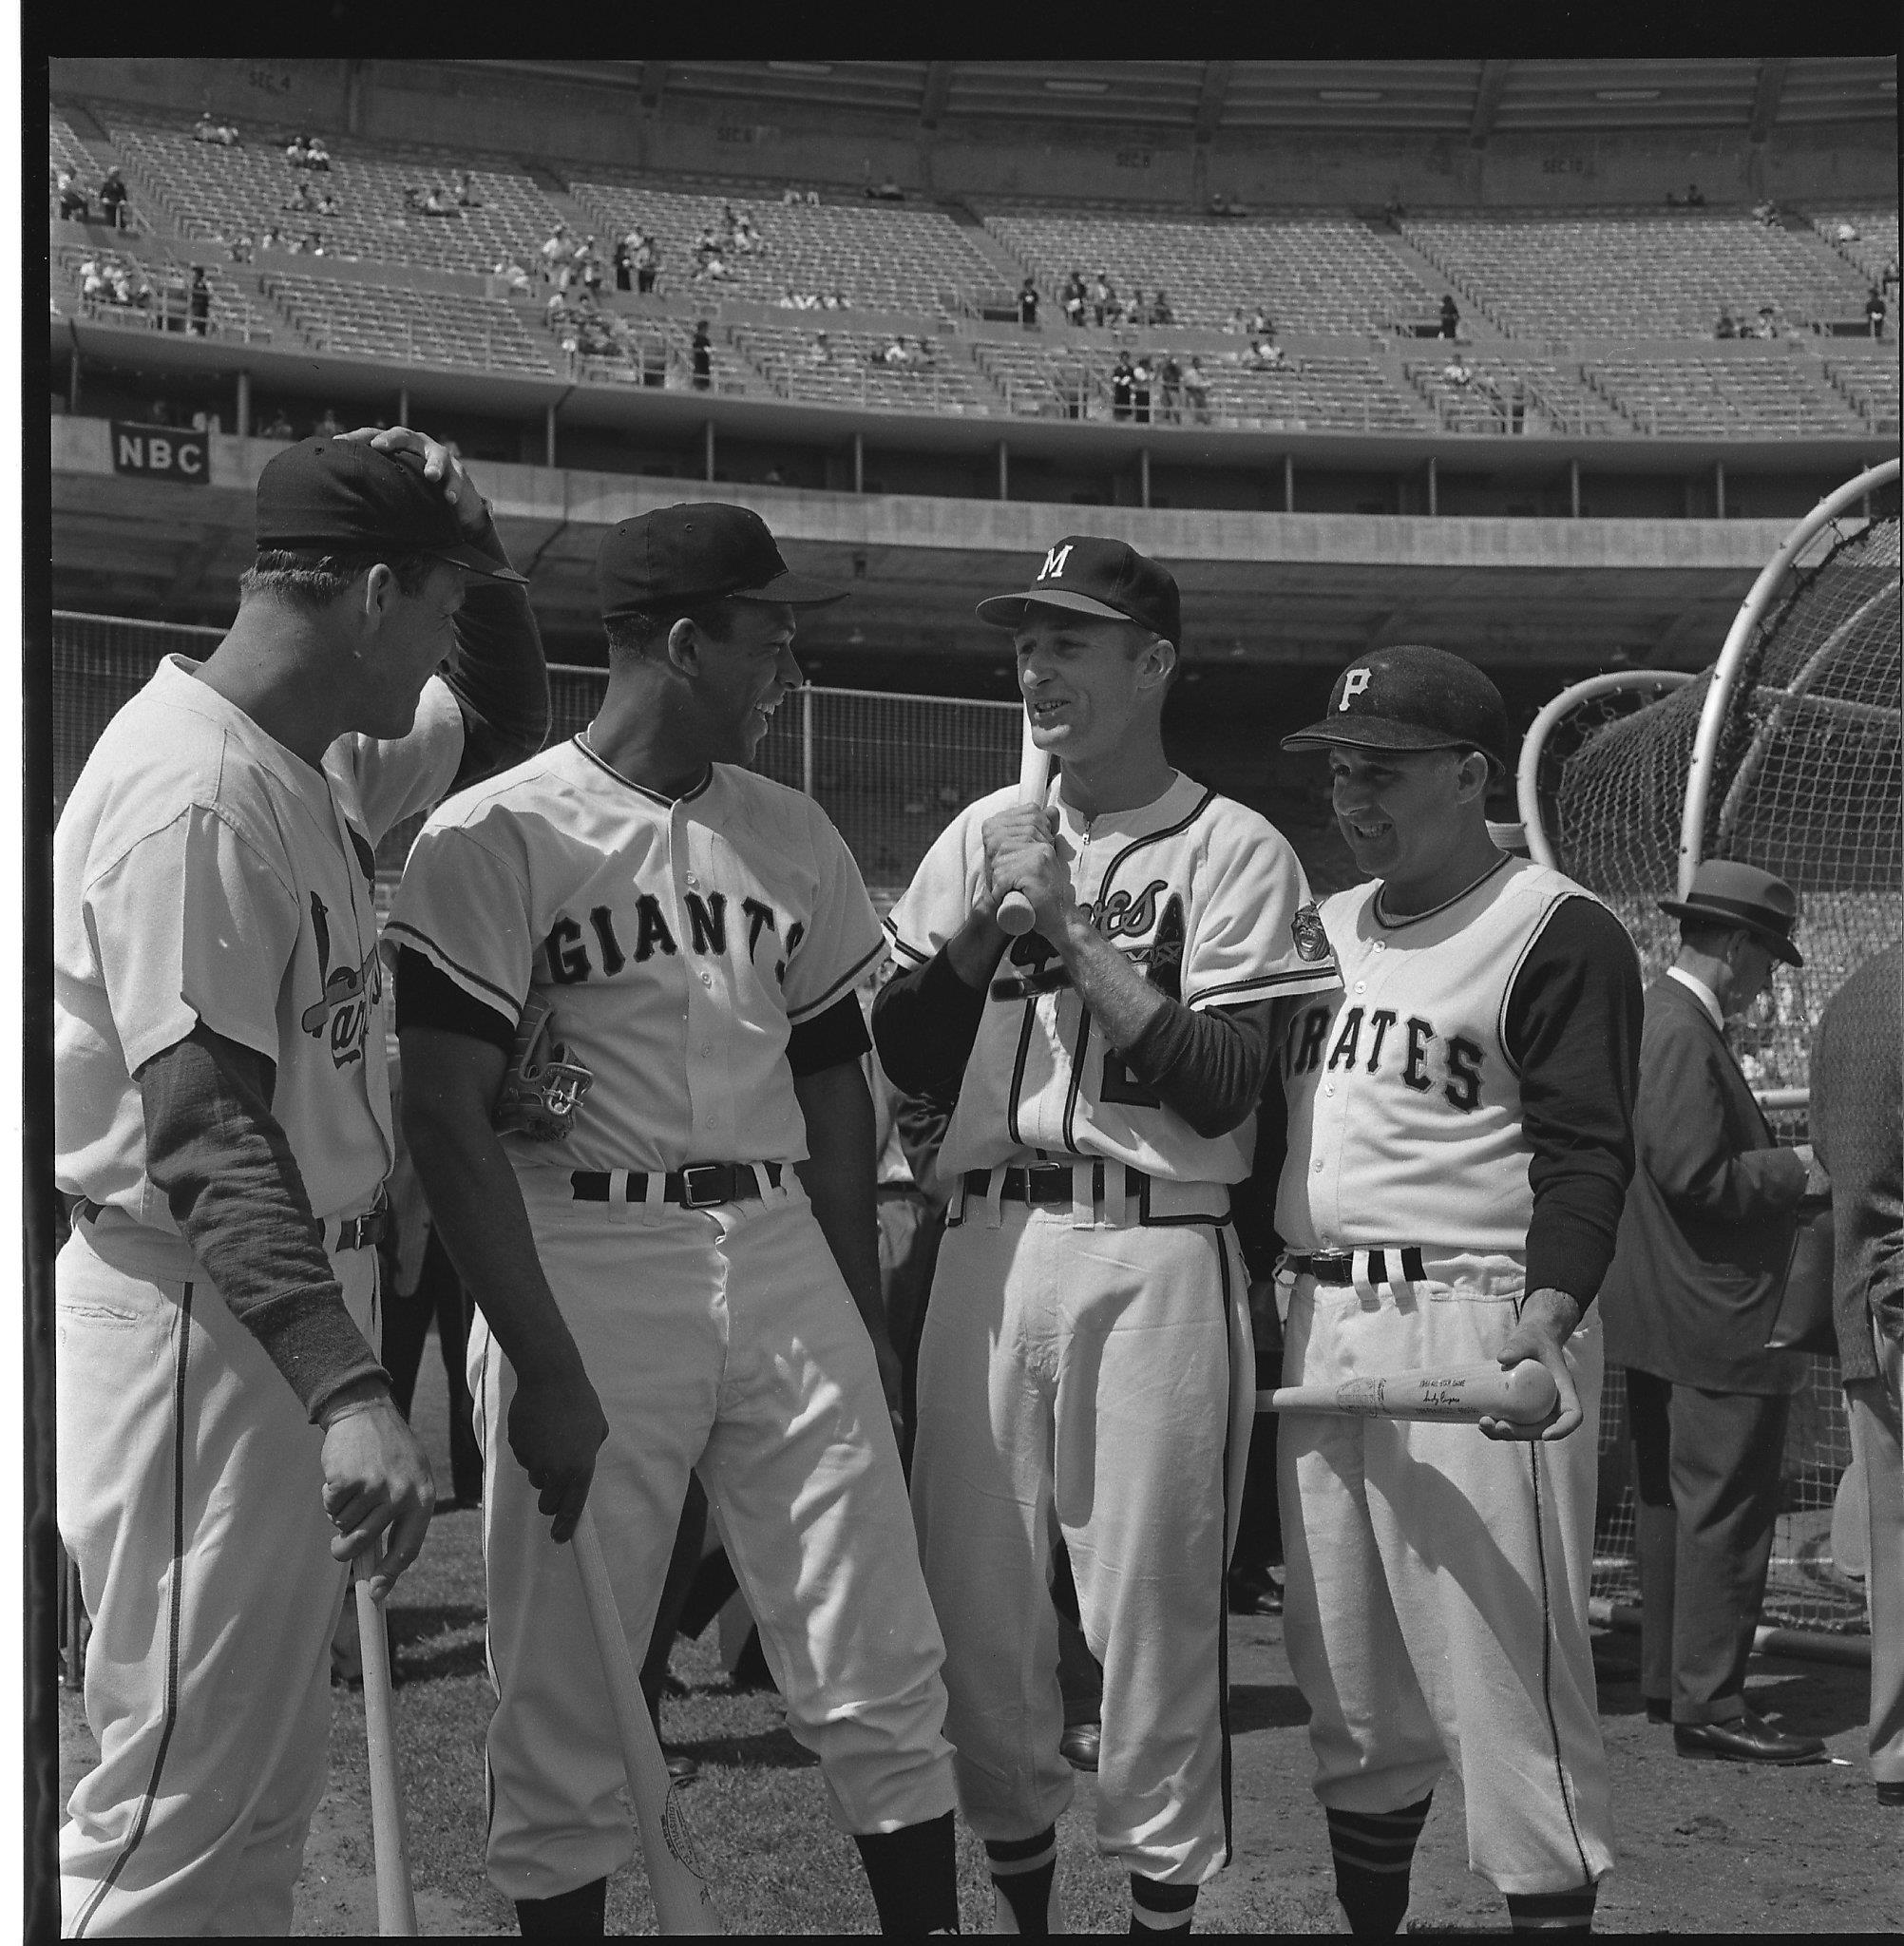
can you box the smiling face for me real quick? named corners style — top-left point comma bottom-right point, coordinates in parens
top-left (356, 560), bottom-right (466, 738)
top-left (686, 599), bottom-right (802, 763)
top-left (1327, 744), bottom-right (1490, 886)
top-left (1014, 607), bottom-right (1170, 769)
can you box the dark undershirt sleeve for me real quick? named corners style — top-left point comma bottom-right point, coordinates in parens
top-left (788, 991), bottom-right (872, 1078)
top-left (394, 945), bottom-right (518, 1054)
top-left (139, 1023), bottom-right (388, 1421)
top-left (870, 944), bottom-right (992, 1097)
top-left (1228, 1053), bottom-right (1290, 1284)
top-left (1117, 996), bottom-right (1279, 1141)
top-left (437, 510), bottom-right (550, 792)
top-left (1502, 898), bottom-right (1646, 1309)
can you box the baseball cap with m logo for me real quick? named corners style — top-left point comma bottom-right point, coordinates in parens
top-left (974, 534), bottom-right (1181, 646)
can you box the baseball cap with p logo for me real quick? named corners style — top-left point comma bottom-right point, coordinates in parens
top-left (1283, 643), bottom-right (1512, 772)
top-left (974, 534), bottom-right (1181, 647)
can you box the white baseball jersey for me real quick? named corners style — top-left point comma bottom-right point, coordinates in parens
top-left (1275, 856), bottom-right (1606, 1257)
top-left (388, 734), bottom-right (885, 1173)
top-left (56, 654), bottom-right (465, 1237)
top-left (885, 771), bottom-right (1338, 1185)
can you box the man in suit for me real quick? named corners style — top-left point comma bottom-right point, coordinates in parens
top-left (1601, 861), bottom-right (1824, 1764)
top-left (1811, 940), bottom-right (1904, 1806)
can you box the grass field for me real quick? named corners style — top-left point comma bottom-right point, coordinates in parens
top-left (57, 1327), bottom-right (1902, 1934)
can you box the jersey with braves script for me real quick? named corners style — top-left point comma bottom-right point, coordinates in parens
top-left (1275, 855), bottom-right (1611, 1258)
top-left (387, 734), bottom-right (885, 1174)
top-left (885, 771), bottom-right (1339, 1185)
top-left (55, 655), bottom-right (465, 1233)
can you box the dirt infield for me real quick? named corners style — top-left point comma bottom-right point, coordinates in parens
top-left (55, 1339), bottom-right (1899, 1933)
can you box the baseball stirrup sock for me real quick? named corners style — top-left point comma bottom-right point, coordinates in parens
top-left (1129, 1874), bottom-right (1197, 1934)
top-left (1507, 1885), bottom-right (1598, 1932)
top-left (987, 1826), bottom-right (1059, 1934)
top-left (514, 1875), bottom-right (607, 1937)
top-left (1326, 1793), bottom-right (1433, 1936)
top-left (856, 1810), bottom-right (961, 1934)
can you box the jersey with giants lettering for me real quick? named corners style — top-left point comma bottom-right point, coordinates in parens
top-left (885, 771), bottom-right (1338, 1185)
top-left (387, 735), bottom-right (885, 1175)
top-left (1275, 855), bottom-right (1609, 1257)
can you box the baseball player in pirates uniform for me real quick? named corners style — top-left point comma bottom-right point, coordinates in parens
top-left (54, 429), bottom-right (544, 1935)
top-left (873, 538), bottom-right (1339, 1936)
top-left (390, 505), bottom-right (960, 1936)
top-left (1270, 646), bottom-right (1644, 1936)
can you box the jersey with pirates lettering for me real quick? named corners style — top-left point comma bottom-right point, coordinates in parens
top-left (56, 654), bottom-right (465, 1233)
top-left (1275, 854), bottom-right (1610, 1257)
top-left (387, 733), bottom-right (885, 1173)
top-left (884, 770), bottom-right (1339, 1185)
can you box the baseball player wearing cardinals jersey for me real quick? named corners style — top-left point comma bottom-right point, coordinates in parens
top-left (390, 504), bottom-right (960, 1938)
top-left (53, 429), bottom-right (544, 1936)
top-left (1269, 646), bottom-right (1643, 1937)
top-left (874, 537), bottom-right (1339, 1936)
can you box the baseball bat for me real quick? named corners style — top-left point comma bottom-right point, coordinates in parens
top-left (352, 1553), bottom-right (418, 1936)
top-left (572, 1507), bottom-right (723, 1935)
top-left (1259, 1361), bottom-right (1560, 1426)
top-left (995, 712), bottom-right (1050, 938)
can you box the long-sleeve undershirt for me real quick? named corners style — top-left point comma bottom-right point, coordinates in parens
top-left (439, 509), bottom-right (549, 788)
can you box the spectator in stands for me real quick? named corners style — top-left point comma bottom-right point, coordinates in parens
top-left (1867, 287), bottom-right (1888, 340)
top-left (258, 225), bottom-right (285, 252)
top-left (636, 234), bottom-right (659, 295)
top-left (733, 211), bottom-right (763, 254)
top-left (543, 290), bottom-right (568, 330)
top-left (1686, 182), bottom-right (1705, 206)
top-left (258, 405), bottom-right (295, 439)
top-left (97, 167), bottom-right (128, 230)
top-left (56, 169), bottom-right (89, 221)
top-left (1665, 188), bottom-right (1682, 208)
top-left (1128, 289), bottom-right (1146, 328)
top-left (298, 231), bottom-right (326, 258)
top-left (314, 405), bottom-right (343, 437)
top-left (1442, 350), bottom-right (1474, 388)
top-left (1755, 304), bottom-right (1781, 340)
top-left (1247, 304), bottom-right (1274, 337)
top-left (777, 286), bottom-right (802, 309)
top-left (193, 112), bottom-right (231, 145)
top-left (304, 134), bottom-right (332, 170)
top-left (1222, 305), bottom-right (1247, 335)
top-left (1092, 272), bottom-right (1116, 327)
top-left (493, 258), bottom-right (530, 294)
top-left (455, 169), bottom-right (483, 209)
top-left (229, 233), bottom-right (255, 263)
top-left (867, 176), bottom-right (904, 201)
top-left (188, 266), bottom-right (211, 337)
top-left (1157, 353), bottom-right (1183, 424)
top-left (1209, 192), bottom-right (1248, 219)
top-left (541, 222), bottom-right (569, 282)
top-left (1247, 334), bottom-right (1285, 372)
top-left (1062, 272), bottom-right (1086, 328)
top-left (147, 399), bottom-right (174, 427)
top-left (1884, 259), bottom-right (1900, 296)
top-left (613, 235), bottom-right (634, 293)
top-left (580, 240), bottom-right (604, 296)
top-left (1131, 353), bottom-right (1153, 425)
top-left (825, 289), bottom-right (852, 311)
top-left (808, 332), bottom-right (831, 369)
top-left (1751, 200), bottom-right (1779, 227)
top-left (1148, 290), bottom-right (1173, 326)
top-left (1019, 277), bottom-right (1039, 329)
top-left (691, 320), bottom-right (713, 391)
top-left (1439, 293), bottom-right (1460, 339)
top-left (285, 178), bottom-right (319, 215)
top-left (1715, 308), bottom-right (1738, 339)
top-left (420, 186), bottom-right (454, 218)
top-left (1110, 351), bottom-right (1134, 421)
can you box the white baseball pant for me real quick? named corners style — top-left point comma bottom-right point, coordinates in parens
top-left (56, 1219), bottom-right (376, 1937)
top-left (911, 1192), bottom-right (1252, 1886)
top-left (1279, 1254), bottom-right (1614, 1897)
top-left (476, 1171), bottom-right (957, 1904)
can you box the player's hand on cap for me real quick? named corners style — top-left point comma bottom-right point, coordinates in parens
top-left (506, 1359), bottom-right (610, 1544)
top-left (340, 423), bottom-right (487, 535)
top-left (1481, 1288), bottom-right (1583, 1442)
top-left (318, 1385), bottom-right (438, 1598)
top-left (981, 805), bottom-right (1071, 929)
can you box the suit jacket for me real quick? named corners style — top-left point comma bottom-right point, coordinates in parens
top-left (1600, 975), bottom-right (1809, 1394)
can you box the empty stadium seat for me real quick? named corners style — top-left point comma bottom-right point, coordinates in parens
top-left (263, 272), bottom-right (553, 375)
top-left (1582, 350), bottom-right (1867, 437)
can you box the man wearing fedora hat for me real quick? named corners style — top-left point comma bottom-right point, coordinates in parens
top-left (1599, 860), bottom-right (1826, 1765)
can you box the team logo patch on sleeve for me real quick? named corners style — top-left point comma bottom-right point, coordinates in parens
top-left (1291, 902), bottom-right (1330, 963)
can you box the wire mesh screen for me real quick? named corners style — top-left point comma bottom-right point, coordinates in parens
top-left (51, 612), bottom-right (1023, 911)
top-left (1535, 515), bottom-right (1900, 1640)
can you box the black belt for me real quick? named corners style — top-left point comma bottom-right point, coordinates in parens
top-left (1288, 1247), bottom-right (1427, 1287)
top-left (571, 1162), bottom-right (783, 1211)
top-left (333, 1204), bottom-right (389, 1252)
top-left (962, 1163), bottom-right (1152, 1206)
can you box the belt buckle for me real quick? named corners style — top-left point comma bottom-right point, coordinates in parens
top-left (678, 1162), bottom-right (728, 1210)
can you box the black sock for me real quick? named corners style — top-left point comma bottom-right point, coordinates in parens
top-left (515, 1876), bottom-right (606, 1937)
top-left (856, 1810), bottom-right (960, 1933)
top-left (1507, 1885), bottom-right (1598, 1932)
top-left (1129, 1873), bottom-right (1197, 1935)
top-left (987, 1826), bottom-right (1057, 1934)
top-left (1326, 1793), bottom-right (1433, 1936)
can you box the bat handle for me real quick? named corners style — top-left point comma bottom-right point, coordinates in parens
top-left (996, 888), bottom-right (1037, 937)
top-left (352, 1551), bottom-right (418, 1936)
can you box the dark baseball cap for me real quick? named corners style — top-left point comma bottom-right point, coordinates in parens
top-left (597, 503), bottom-right (845, 619)
top-left (1282, 644), bottom-right (1512, 771)
top-left (975, 535), bottom-right (1181, 646)
top-left (255, 438), bottom-right (527, 582)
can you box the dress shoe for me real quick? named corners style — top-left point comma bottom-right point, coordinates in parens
top-left (665, 1751), bottom-right (700, 1786)
top-left (1059, 1722), bottom-right (1100, 1772)
top-left (1674, 1708), bottom-right (1826, 1765)
top-left (1227, 1568), bottom-right (1284, 1615)
top-left (1645, 1698), bottom-right (1673, 1725)
top-left (1876, 1780), bottom-right (1904, 1806)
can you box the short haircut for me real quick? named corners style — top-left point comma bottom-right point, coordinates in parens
top-left (239, 547), bottom-right (443, 611)
top-left (603, 600), bottom-right (740, 661)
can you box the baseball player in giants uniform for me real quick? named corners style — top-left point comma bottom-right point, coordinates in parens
top-left (873, 538), bottom-right (1339, 1936)
top-left (390, 504), bottom-right (960, 1936)
top-left (54, 429), bottom-right (544, 1935)
top-left (1270, 646), bottom-right (1644, 1936)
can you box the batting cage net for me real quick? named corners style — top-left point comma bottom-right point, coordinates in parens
top-left (1527, 501), bottom-right (1901, 1643)
top-left (51, 612), bottom-right (1024, 909)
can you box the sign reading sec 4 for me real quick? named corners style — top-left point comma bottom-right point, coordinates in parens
top-left (111, 423), bottom-right (210, 484)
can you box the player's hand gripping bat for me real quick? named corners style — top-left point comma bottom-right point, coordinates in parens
top-left (995, 712), bottom-right (1051, 938)
top-left (1260, 1361), bottom-right (1560, 1426)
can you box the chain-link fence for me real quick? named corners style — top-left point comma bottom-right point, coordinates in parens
top-left (51, 611), bottom-right (1024, 906)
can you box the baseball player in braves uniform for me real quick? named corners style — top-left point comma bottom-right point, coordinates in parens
top-left (390, 504), bottom-right (961, 1936)
top-left (873, 537), bottom-right (1340, 1936)
top-left (53, 429), bottom-right (544, 1935)
top-left (1270, 646), bottom-right (1644, 1936)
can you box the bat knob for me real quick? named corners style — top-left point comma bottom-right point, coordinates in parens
top-left (996, 889), bottom-right (1037, 937)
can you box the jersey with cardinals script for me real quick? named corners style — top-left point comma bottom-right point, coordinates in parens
top-left (885, 771), bottom-right (1338, 1185)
